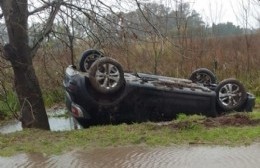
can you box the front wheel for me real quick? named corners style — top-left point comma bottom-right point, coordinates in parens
top-left (216, 78), bottom-right (247, 111)
top-left (89, 57), bottom-right (125, 94)
top-left (189, 68), bottom-right (216, 85)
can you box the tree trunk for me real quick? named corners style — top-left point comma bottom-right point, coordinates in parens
top-left (1, 0), bottom-right (50, 129)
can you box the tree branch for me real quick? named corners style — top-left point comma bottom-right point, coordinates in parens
top-left (28, 3), bottom-right (52, 15)
top-left (30, 0), bottom-right (62, 57)
top-left (135, 0), bottom-right (162, 37)
top-left (28, 0), bottom-right (65, 15)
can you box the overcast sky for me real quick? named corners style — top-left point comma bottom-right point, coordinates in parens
top-left (24, 0), bottom-right (260, 29)
top-left (191, 0), bottom-right (259, 28)
top-left (113, 0), bottom-right (259, 28)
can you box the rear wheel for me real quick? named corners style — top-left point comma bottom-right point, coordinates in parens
top-left (89, 57), bottom-right (125, 94)
top-left (190, 68), bottom-right (216, 85)
top-left (216, 78), bottom-right (247, 111)
top-left (79, 49), bottom-right (103, 72)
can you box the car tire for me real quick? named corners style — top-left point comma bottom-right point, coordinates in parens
top-left (79, 49), bottom-right (103, 72)
top-left (189, 68), bottom-right (216, 84)
top-left (215, 78), bottom-right (247, 111)
top-left (89, 57), bottom-right (125, 94)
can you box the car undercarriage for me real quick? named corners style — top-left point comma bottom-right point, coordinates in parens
top-left (64, 49), bottom-right (255, 128)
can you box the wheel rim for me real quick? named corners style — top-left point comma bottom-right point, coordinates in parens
top-left (218, 83), bottom-right (243, 108)
top-left (84, 53), bottom-right (100, 70)
top-left (95, 63), bottom-right (120, 90)
top-left (194, 72), bottom-right (212, 84)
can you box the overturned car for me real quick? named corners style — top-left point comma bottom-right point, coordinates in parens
top-left (64, 49), bottom-right (255, 128)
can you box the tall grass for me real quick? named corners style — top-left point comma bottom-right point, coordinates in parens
top-left (34, 34), bottom-right (260, 105)
top-left (102, 34), bottom-right (260, 96)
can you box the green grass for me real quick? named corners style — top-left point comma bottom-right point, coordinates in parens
top-left (0, 111), bottom-right (260, 156)
top-left (0, 89), bottom-right (64, 119)
top-left (42, 89), bottom-right (65, 107)
top-left (0, 91), bottom-right (19, 119)
top-left (249, 110), bottom-right (260, 119)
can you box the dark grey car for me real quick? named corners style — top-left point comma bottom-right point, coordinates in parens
top-left (63, 50), bottom-right (255, 128)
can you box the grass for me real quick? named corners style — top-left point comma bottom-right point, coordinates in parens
top-left (0, 91), bottom-right (19, 119)
top-left (42, 88), bottom-right (65, 107)
top-left (0, 111), bottom-right (260, 156)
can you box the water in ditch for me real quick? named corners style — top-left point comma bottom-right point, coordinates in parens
top-left (0, 106), bottom-right (80, 134)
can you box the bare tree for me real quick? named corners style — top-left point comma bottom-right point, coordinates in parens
top-left (0, 0), bottom-right (138, 129)
top-left (0, 0), bottom-right (61, 129)
top-left (235, 0), bottom-right (256, 79)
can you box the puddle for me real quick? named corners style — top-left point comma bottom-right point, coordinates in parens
top-left (0, 107), bottom-right (80, 134)
top-left (0, 144), bottom-right (260, 168)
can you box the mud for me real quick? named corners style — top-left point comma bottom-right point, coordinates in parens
top-left (203, 113), bottom-right (260, 127)
top-left (167, 113), bottom-right (260, 130)
top-left (0, 144), bottom-right (260, 168)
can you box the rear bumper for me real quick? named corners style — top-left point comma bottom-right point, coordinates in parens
top-left (65, 91), bottom-right (91, 120)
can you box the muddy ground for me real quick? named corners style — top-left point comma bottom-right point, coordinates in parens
top-left (167, 113), bottom-right (260, 130)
